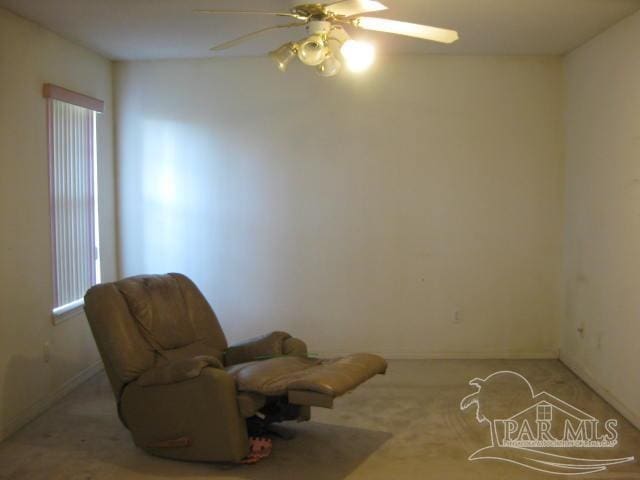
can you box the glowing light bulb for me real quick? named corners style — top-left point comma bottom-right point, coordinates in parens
top-left (340, 40), bottom-right (375, 73)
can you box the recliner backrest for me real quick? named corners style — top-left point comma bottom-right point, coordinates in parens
top-left (84, 273), bottom-right (228, 399)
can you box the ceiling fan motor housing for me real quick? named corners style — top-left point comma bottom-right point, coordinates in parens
top-left (307, 20), bottom-right (332, 35)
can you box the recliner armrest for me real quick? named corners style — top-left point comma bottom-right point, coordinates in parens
top-left (224, 331), bottom-right (307, 366)
top-left (136, 356), bottom-right (223, 387)
top-left (121, 367), bottom-right (249, 462)
top-left (282, 336), bottom-right (308, 357)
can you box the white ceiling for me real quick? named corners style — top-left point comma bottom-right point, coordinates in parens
top-left (1, 0), bottom-right (640, 60)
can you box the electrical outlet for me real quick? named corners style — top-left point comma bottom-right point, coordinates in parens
top-left (43, 342), bottom-right (51, 363)
top-left (453, 309), bottom-right (463, 325)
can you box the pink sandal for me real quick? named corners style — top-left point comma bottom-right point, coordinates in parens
top-left (240, 437), bottom-right (273, 464)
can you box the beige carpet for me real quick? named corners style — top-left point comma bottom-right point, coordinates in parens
top-left (0, 359), bottom-right (638, 479)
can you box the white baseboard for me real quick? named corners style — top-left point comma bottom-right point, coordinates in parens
top-left (560, 353), bottom-right (640, 431)
top-left (0, 361), bottom-right (104, 442)
top-left (315, 350), bottom-right (559, 360)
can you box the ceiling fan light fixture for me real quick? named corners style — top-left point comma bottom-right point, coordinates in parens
top-left (269, 42), bottom-right (298, 72)
top-left (199, 1), bottom-right (459, 77)
top-left (340, 39), bottom-right (375, 73)
top-left (317, 55), bottom-right (342, 77)
top-left (298, 34), bottom-right (328, 66)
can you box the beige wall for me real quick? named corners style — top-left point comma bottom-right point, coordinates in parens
top-left (115, 55), bottom-right (564, 358)
top-left (1, 0), bottom-right (639, 443)
top-left (563, 10), bottom-right (640, 428)
top-left (0, 8), bottom-right (116, 439)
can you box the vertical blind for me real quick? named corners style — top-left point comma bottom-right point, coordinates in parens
top-left (48, 99), bottom-right (99, 310)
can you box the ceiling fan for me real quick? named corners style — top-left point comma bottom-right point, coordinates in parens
top-left (195, 0), bottom-right (459, 76)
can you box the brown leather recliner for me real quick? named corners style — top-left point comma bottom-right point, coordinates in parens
top-left (84, 273), bottom-right (387, 462)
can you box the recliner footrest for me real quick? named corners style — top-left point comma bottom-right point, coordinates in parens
top-left (226, 353), bottom-right (387, 407)
top-left (287, 390), bottom-right (334, 408)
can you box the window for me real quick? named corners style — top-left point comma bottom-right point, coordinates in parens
top-left (537, 403), bottom-right (552, 422)
top-left (44, 84), bottom-right (104, 321)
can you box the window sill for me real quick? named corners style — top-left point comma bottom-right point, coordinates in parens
top-left (52, 299), bottom-right (85, 325)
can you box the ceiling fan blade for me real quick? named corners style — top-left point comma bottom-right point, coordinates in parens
top-left (353, 17), bottom-right (459, 43)
top-left (195, 9), bottom-right (305, 20)
top-left (209, 22), bottom-right (306, 51)
top-left (326, 0), bottom-right (388, 17)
